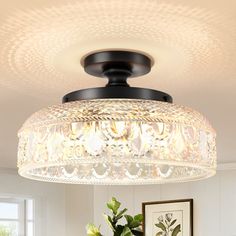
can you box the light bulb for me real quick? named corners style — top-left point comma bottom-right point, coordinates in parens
top-left (102, 121), bottom-right (128, 139)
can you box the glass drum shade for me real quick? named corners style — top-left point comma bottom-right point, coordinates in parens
top-left (18, 99), bottom-right (216, 185)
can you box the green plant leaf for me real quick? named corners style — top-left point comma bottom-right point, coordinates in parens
top-left (155, 222), bottom-right (167, 232)
top-left (156, 232), bottom-right (163, 236)
top-left (86, 224), bottom-right (103, 236)
top-left (115, 225), bottom-right (125, 236)
top-left (134, 214), bottom-right (143, 223)
top-left (125, 215), bottom-right (133, 225)
top-left (171, 224), bottom-right (181, 236)
top-left (169, 219), bottom-right (177, 227)
top-left (87, 198), bottom-right (144, 236)
top-left (125, 214), bottom-right (142, 228)
top-left (107, 197), bottom-right (121, 215)
top-left (121, 227), bottom-right (132, 236)
top-left (129, 220), bottom-right (142, 229)
top-left (103, 214), bottom-right (115, 231)
top-left (115, 208), bottom-right (128, 221)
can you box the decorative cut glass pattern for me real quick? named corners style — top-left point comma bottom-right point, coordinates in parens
top-left (18, 99), bottom-right (216, 184)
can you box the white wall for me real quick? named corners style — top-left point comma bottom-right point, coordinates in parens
top-left (0, 169), bottom-right (95, 236)
top-left (94, 170), bottom-right (236, 236)
top-left (65, 185), bottom-right (94, 236)
top-left (0, 169), bottom-right (66, 236)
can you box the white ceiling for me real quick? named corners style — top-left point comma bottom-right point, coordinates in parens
top-left (0, 0), bottom-right (235, 168)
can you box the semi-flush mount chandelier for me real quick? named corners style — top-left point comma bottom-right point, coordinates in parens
top-left (18, 50), bottom-right (216, 185)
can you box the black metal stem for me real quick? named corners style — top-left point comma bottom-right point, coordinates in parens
top-left (103, 68), bottom-right (131, 87)
top-left (62, 50), bottom-right (173, 103)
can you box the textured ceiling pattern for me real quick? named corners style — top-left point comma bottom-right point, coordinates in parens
top-left (0, 0), bottom-right (235, 97)
top-left (0, 0), bottom-right (236, 168)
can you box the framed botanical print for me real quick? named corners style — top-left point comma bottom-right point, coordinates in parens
top-left (142, 199), bottom-right (193, 236)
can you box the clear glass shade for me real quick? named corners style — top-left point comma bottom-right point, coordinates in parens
top-left (17, 99), bottom-right (216, 184)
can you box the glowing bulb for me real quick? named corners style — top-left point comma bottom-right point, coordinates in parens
top-left (102, 121), bottom-right (128, 139)
top-left (111, 121), bottom-right (126, 136)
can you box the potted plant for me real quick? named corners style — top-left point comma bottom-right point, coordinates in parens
top-left (86, 197), bottom-right (143, 236)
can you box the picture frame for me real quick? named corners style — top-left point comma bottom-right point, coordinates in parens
top-left (142, 199), bottom-right (193, 236)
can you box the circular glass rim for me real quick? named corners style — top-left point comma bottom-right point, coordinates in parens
top-left (18, 160), bottom-right (216, 185)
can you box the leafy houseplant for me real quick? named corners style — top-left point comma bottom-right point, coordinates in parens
top-left (86, 197), bottom-right (143, 236)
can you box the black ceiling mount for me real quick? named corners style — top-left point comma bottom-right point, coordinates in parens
top-left (84, 50), bottom-right (152, 86)
top-left (63, 50), bottom-right (173, 103)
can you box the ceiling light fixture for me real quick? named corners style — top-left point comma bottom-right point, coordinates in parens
top-left (17, 50), bottom-right (216, 185)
